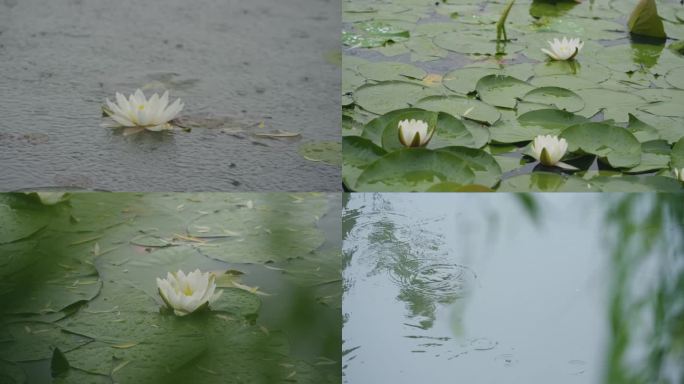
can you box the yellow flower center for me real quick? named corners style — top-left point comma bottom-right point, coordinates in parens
top-left (138, 104), bottom-right (145, 110)
top-left (182, 284), bottom-right (194, 296)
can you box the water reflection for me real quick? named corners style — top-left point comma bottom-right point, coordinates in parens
top-left (343, 193), bottom-right (683, 384)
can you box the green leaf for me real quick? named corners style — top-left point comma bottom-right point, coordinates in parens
top-left (627, 0), bottom-right (666, 39)
top-left (298, 141), bottom-right (342, 166)
top-left (415, 95), bottom-right (501, 125)
top-left (353, 81), bottom-right (437, 115)
top-left (498, 172), bottom-right (594, 192)
top-left (475, 74), bottom-right (534, 109)
top-left (517, 109), bottom-right (588, 136)
top-left (342, 136), bottom-right (387, 190)
top-left (436, 147), bottom-right (503, 187)
top-left (51, 347), bottom-right (70, 378)
top-left (560, 122), bottom-right (642, 168)
top-left (355, 149), bottom-right (475, 191)
top-left (670, 137), bottom-right (684, 169)
top-left (521, 87), bottom-right (584, 112)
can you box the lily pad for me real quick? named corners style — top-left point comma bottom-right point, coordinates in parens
top-left (355, 149), bottom-right (475, 191)
top-left (342, 136), bottom-right (388, 190)
top-left (353, 81), bottom-right (437, 115)
top-left (437, 147), bottom-right (503, 187)
top-left (415, 95), bottom-right (501, 125)
top-left (560, 122), bottom-right (642, 168)
top-left (434, 32), bottom-right (524, 55)
top-left (670, 137), bottom-right (684, 169)
top-left (574, 88), bottom-right (646, 122)
top-left (475, 75), bottom-right (534, 109)
top-left (0, 322), bottom-right (91, 362)
top-left (357, 62), bottom-right (427, 82)
top-left (498, 172), bottom-right (594, 192)
top-left (298, 141), bottom-right (342, 166)
top-left (521, 87), bottom-right (584, 112)
top-left (626, 113), bottom-right (660, 142)
top-left (343, 21), bottom-right (410, 48)
top-left (517, 109), bottom-right (588, 136)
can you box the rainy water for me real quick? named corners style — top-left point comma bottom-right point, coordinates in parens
top-left (342, 193), bottom-right (684, 383)
top-left (0, 192), bottom-right (341, 383)
top-left (0, 0), bottom-right (340, 191)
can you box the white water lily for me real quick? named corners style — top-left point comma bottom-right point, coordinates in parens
top-left (674, 168), bottom-right (684, 182)
top-left (102, 89), bottom-right (183, 131)
top-left (541, 37), bottom-right (584, 61)
top-left (398, 119), bottom-right (433, 148)
top-left (156, 269), bottom-right (222, 316)
top-left (531, 134), bottom-right (568, 166)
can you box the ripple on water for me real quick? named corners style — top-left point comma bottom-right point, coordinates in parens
top-left (390, 262), bottom-right (477, 302)
top-left (567, 360), bottom-right (587, 375)
top-left (495, 353), bottom-right (519, 367)
top-left (470, 338), bottom-right (498, 351)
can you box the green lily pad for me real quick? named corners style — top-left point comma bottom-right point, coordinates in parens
top-left (626, 113), bottom-right (660, 142)
top-left (380, 109), bottom-right (439, 152)
top-left (670, 137), bottom-right (684, 169)
top-left (560, 122), bottom-right (642, 168)
top-left (475, 75), bottom-right (534, 109)
top-left (61, 311), bottom-right (207, 381)
top-left (353, 81), bottom-right (437, 115)
top-left (0, 203), bottom-right (51, 245)
top-left (434, 32), bottom-right (524, 55)
top-left (437, 147), bottom-right (503, 187)
top-left (498, 172), bottom-right (595, 192)
top-left (575, 88), bottom-right (646, 122)
top-left (637, 100), bottom-right (684, 118)
top-left (517, 109), bottom-right (588, 136)
top-left (343, 136), bottom-right (388, 190)
top-left (414, 95), bottom-right (501, 125)
top-left (521, 87), bottom-right (584, 112)
top-left (298, 141), bottom-right (342, 166)
top-left (0, 322), bottom-right (91, 362)
top-left (342, 21), bottom-right (410, 48)
top-left (355, 149), bottom-right (475, 192)
top-left (361, 108), bottom-right (426, 146)
top-left (589, 175), bottom-right (681, 191)
top-left (357, 62), bottom-right (427, 82)
top-left (0, 360), bottom-right (26, 384)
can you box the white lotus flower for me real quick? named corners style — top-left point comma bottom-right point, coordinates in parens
top-left (102, 89), bottom-right (183, 131)
top-left (674, 168), bottom-right (684, 182)
top-left (541, 37), bottom-right (584, 61)
top-left (156, 269), bottom-right (222, 316)
top-left (398, 119), bottom-right (433, 148)
top-left (531, 134), bottom-right (568, 166)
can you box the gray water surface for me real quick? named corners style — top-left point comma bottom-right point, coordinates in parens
top-left (342, 194), bottom-right (684, 384)
top-left (0, 0), bottom-right (340, 191)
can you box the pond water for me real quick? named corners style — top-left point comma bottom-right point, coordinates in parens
top-left (343, 193), bottom-right (684, 383)
top-left (0, 0), bottom-right (340, 191)
top-left (342, 0), bottom-right (684, 192)
top-left (0, 192), bottom-right (341, 383)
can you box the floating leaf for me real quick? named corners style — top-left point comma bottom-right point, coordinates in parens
top-left (298, 141), bottom-right (342, 166)
top-left (355, 149), bottom-right (475, 191)
top-left (521, 87), bottom-right (584, 112)
top-left (476, 74), bottom-right (534, 109)
top-left (560, 122), bottom-right (641, 168)
top-left (343, 136), bottom-right (387, 190)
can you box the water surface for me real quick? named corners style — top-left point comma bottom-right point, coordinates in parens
top-left (0, 0), bottom-right (340, 191)
top-left (343, 193), bottom-right (684, 384)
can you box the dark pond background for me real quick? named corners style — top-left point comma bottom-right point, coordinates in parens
top-left (0, 0), bottom-right (340, 191)
top-left (343, 193), bottom-right (684, 384)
